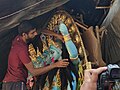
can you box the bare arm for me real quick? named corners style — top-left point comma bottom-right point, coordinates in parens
top-left (24, 59), bottom-right (69, 76)
top-left (40, 29), bottom-right (64, 42)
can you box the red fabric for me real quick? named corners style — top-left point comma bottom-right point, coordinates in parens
top-left (3, 35), bottom-right (31, 83)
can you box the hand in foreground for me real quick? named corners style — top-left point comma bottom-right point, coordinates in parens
top-left (80, 67), bottom-right (107, 90)
top-left (52, 59), bottom-right (69, 68)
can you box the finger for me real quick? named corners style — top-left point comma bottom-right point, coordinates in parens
top-left (84, 70), bottom-right (91, 82)
top-left (59, 63), bottom-right (68, 67)
top-left (63, 64), bottom-right (68, 67)
top-left (61, 65), bottom-right (67, 68)
top-left (62, 62), bottom-right (69, 65)
top-left (89, 67), bottom-right (107, 75)
top-left (62, 59), bottom-right (68, 61)
top-left (94, 67), bottom-right (107, 74)
top-left (57, 60), bottom-right (69, 66)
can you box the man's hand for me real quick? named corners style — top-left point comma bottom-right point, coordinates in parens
top-left (80, 67), bottom-right (107, 90)
top-left (52, 59), bottom-right (69, 68)
top-left (40, 29), bottom-right (64, 42)
top-left (84, 67), bottom-right (107, 83)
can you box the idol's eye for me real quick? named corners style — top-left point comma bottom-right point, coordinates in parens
top-left (50, 50), bottom-right (54, 54)
top-left (40, 34), bottom-right (46, 41)
top-left (49, 36), bottom-right (53, 39)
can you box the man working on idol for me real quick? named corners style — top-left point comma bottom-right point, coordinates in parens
top-left (2, 20), bottom-right (69, 90)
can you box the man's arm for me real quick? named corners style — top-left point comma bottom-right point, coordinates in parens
top-left (19, 46), bottom-right (69, 76)
top-left (40, 29), bottom-right (64, 42)
top-left (24, 59), bottom-right (69, 76)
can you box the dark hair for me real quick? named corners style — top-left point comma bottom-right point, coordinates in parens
top-left (18, 20), bottom-right (35, 35)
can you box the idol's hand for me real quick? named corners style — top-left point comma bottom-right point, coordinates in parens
top-left (59, 22), bottom-right (69, 35)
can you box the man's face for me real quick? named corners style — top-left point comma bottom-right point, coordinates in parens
top-left (26, 29), bottom-right (37, 43)
top-left (28, 29), bottom-right (37, 39)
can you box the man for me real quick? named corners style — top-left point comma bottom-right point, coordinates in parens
top-left (2, 20), bottom-right (69, 90)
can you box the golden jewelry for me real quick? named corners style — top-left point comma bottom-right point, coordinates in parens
top-left (70, 55), bottom-right (78, 60)
top-left (63, 34), bottom-right (71, 42)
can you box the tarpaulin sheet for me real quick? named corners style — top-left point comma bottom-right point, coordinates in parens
top-left (101, 0), bottom-right (120, 64)
top-left (0, 0), bottom-right (69, 33)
